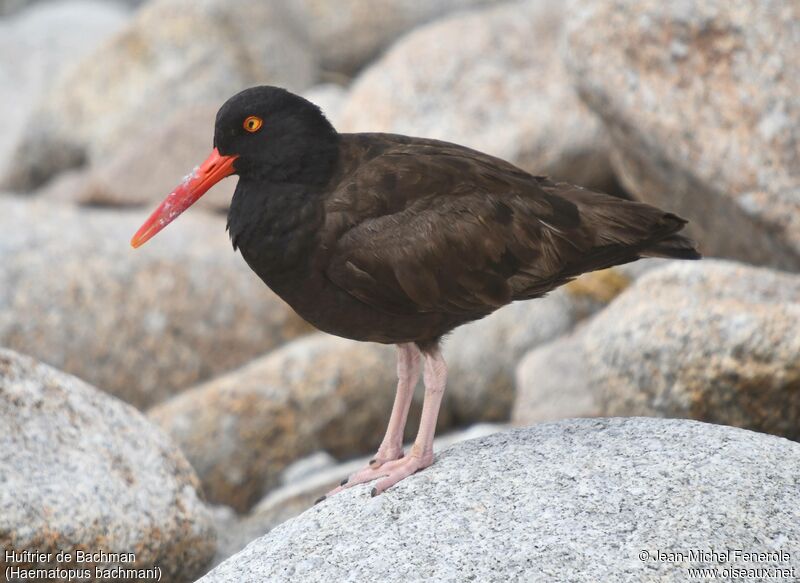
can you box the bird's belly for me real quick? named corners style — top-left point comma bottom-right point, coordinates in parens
top-left (239, 246), bottom-right (465, 345)
top-left (280, 277), bottom-right (446, 344)
top-left (259, 271), bottom-right (451, 345)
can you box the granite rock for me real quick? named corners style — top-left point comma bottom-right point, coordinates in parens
top-left (280, 451), bottom-right (337, 487)
top-left (512, 330), bottom-right (599, 424)
top-left (44, 104), bottom-right (234, 212)
top-left (0, 0), bottom-right (141, 16)
top-left (288, 0), bottom-right (502, 75)
top-left (200, 418), bottom-right (800, 582)
top-left (443, 272), bottom-right (628, 424)
top-left (339, 0), bottom-right (616, 190)
top-left (566, 0), bottom-right (800, 270)
top-left (40, 85), bottom-right (346, 211)
top-left (210, 424), bottom-right (505, 567)
top-left (0, 349), bottom-right (215, 582)
top-left (4, 0), bottom-right (317, 190)
top-left (510, 261), bottom-right (677, 426)
top-left (585, 260), bottom-right (800, 438)
top-left (514, 261), bottom-right (800, 437)
top-left (0, 1), bottom-right (129, 183)
top-left (0, 197), bottom-right (310, 409)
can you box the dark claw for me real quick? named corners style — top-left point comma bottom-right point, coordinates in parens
top-left (340, 478), bottom-right (348, 486)
top-left (314, 495), bottom-right (326, 505)
top-left (368, 458), bottom-right (377, 465)
top-left (370, 487), bottom-right (378, 497)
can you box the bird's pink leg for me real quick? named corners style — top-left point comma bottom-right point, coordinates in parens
top-left (320, 345), bottom-right (447, 501)
top-left (320, 343), bottom-right (422, 500)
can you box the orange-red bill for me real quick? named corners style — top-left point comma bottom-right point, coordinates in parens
top-left (130, 148), bottom-right (238, 248)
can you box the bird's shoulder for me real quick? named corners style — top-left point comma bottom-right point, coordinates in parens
top-left (322, 133), bottom-right (580, 231)
top-left (326, 132), bottom-right (536, 214)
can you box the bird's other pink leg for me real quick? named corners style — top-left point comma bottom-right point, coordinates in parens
top-left (370, 342), bottom-right (422, 466)
top-left (320, 342), bottom-right (421, 501)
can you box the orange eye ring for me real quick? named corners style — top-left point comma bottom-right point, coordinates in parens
top-left (243, 116), bottom-right (263, 133)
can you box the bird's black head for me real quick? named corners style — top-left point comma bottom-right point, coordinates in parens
top-left (214, 86), bottom-right (339, 184)
top-left (130, 86), bottom-right (339, 248)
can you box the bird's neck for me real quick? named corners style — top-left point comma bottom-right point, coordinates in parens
top-left (227, 137), bottom-right (341, 293)
top-left (227, 179), bottom-right (326, 285)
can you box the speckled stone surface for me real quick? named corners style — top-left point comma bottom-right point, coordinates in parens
top-left (3, 0), bottom-right (317, 190)
top-left (0, 0), bottom-right (141, 16)
top-left (512, 330), bottom-right (599, 425)
top-left (38, 83), bottom-right (347, 212)
top-left (339, 0), bottom-right (616, 191)
top-left (0, 349), bottom-right (215, 582)
top-left (444, 281), bottom-right (615, 424)
top-left (515, 260), bottom-right (800, 437)
top-left (565, 0), bottom-right (800, 270)
top-left (584, 260), bottom-right (800, 439)
top-left (0, 197), bottom-right (310, 409)
top-left (42, 104), bottom-right (235, 211)
top-left (0, 1), bottom-right (129, 185)
top-left (199, 417), bottom-right (800, 582)
top-left (150, 333), bottom-right (458, 512)
top-left (301, 83), bottom-right (348, 127)
top-left (287, 0), bottom-right (501, 75)
top-left (209, 424), bottom-right (505, 568)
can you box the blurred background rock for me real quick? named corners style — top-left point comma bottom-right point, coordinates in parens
top-left (0, 0), bottom-right (797, 579)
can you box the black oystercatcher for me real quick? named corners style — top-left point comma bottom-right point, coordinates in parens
top-left (132, 86), bottom-right (700, 498)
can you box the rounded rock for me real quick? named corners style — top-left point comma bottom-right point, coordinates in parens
top-left (0, 349), bottom-right (215, 582)
top-left (199, 418), bottom-right (800, 582)
top-left (339, 0), bottom-right (615, 190)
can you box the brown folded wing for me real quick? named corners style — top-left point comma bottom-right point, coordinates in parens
top-left (325, 134), bottom-right (695, 318)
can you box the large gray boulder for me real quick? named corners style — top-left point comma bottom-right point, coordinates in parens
top-left (287, 0), bottom-right (502, 75)
top-left (565, 0), bottom-right (800, 270)
top-left (0, 0), bottom-right (141, 16)
top-left (513, 331), bottom-right (598, 423)
top-left (0, 1), bottom-right (130, 183)
top-left (210, 424), bottom-right (504, 567)
top-left (0, 349), bottom-right (215, 582)
top-left (3, 0), bottom-right (317, 190)
top-left (585, 260), bottom-right (800, 438)
top-left (199, 417), bottom-right (800, 582)
top-left (514, 260), bottom-right (800, 440)
top-left (0, 197), bottom-right (310, 409)
top-left (443, 271), bottom-right (627, 424)
top-left (39, 84), bottom-right (347, 211)
top-left (339, 0), bottom-right (616, 190)
top-left (40, 104), bottom-right (235, 211)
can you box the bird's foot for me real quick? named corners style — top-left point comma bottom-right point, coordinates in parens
top-left (318, 450), bottom-right (433, 502)
top-left (368, 446), bottom-right (405, 469)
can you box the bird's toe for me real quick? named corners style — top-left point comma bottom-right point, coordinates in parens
top-left (370, 454), bottom-right (431, 497)
top-left (321, 453), bottom-right (431, 501)
top-left (369, 449), bottom-right (404, 469)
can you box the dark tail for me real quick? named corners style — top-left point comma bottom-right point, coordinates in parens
top-left (509, 180), bottom-right (702, 302)
top-left (642, 231), bottom-right (701, 260)
top-left (553, 184), bottom-right (702, 266)
top-left (534, 192), bottom-right (702, 287)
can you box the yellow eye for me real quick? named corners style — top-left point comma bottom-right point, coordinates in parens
top-left (243, 116), bottom-right (263, 133)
